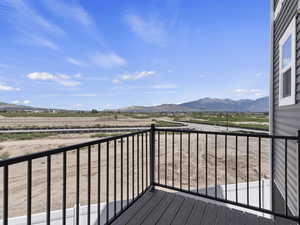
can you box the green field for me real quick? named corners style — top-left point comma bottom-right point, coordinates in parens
top-left (0, 111), bottom-right (114, 117)
top-left (0, 133), bottom-right (55, 142)
top-left (172, 112), bottom-right (269, 131)
top-left (0, 111), bottom-right (269, 131)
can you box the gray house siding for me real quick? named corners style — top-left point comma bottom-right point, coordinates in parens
top-left (274, 0), bottom-right (279, 10)
top-left (272, 0), bottom-right (300, 216)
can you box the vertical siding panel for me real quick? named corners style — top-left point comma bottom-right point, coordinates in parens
top-left (272, 0), bottom-right (299, 216)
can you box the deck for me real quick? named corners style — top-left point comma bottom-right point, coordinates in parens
top-left (112, 189), bottom-right (293, 225)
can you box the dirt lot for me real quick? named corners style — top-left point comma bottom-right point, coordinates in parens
top-left (0, 115), bottom-right (155, 129)
top-left (0, 133), bottom-right (270, 218)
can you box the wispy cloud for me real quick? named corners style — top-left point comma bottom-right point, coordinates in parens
top-left (152, 84), bottom-right (177, 89)
top-left (42, 0), bottom-right (93, 27)
top-left (66, 52), bottom-right (126, 69)
top-left (26, 72), bottom-right (81, 87)
top-left (144, 90), bottom-right (176, 95)
top-left (124, 13), bottom-right (167, 45)
top-left (12, 100), bottom-right (30, 104)
top-left (42, 0), bottom-right (104, 45)
top-left (0, 0), bottom-right (65, 36)
top-left (0, 84), bottom-right (21, 91)
top-left (66, 57), bottom-right (86, 66)
top-left (112, 71), bottom-right (155, 84)
top-left (89, 52), bottom-right (127, 68)
top-left (0, 0), bottom-right (64, 51)
top-left (234, 88), bottom-right (264, 97)
top-left (31, 35), bottom-right (60, 51)
top-left (71, 94), bottom-right (98, 97)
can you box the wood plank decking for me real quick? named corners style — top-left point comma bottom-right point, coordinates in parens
top-left (112, 190), bottom-right (295, 225)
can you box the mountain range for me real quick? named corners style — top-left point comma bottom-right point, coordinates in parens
top-left (119, 96), bottom-right (269, 113)
top-left (0, 96), bottom-right (269, 112)
top-left (0, 102), bottom-right (34, 111)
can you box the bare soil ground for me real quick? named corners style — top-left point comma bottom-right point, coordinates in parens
top-left (0, 133), bottom-right (270, 218)
top-left (0, 116), bottom-right (155, 128)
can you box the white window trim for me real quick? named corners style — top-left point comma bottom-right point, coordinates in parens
top-left (274, 0), bottom-right (285, 20)
top-left (279, 17), bottom-right (296, 107)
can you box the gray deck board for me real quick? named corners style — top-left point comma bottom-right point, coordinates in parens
top-left (127, 191), bottom-right (165, 225)
top-left (141, 192), bottom-right (175, 225)
top-left (156, 195), bottom-right (185, 225)
top-left (111, 190), bottom-right (280, 225)
top-left (215, 206), bottom-right (229, 225)
top-left (112, 191), bottom-right (154, 225)
top-left (171, 197), bottom-right (196, 225)
top-left (199, 203), bottom-right (218, 225)
top-left (185, 201), bottom-right (206, 225)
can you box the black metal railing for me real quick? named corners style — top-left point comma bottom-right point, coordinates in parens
top-left (1, 125), bottom-right (300, 224)
top-left (152, 125), bottom-right (300, 223)
top-left (0, 130), bottom-right (151, 225)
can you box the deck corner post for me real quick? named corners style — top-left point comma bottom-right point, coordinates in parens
top-left (298, 130), bottom-right (300, 221)
top-left (150, 124), bottom-right (156, 191)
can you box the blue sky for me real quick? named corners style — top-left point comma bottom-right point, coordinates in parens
top-left (0, 0), bottom-right (270, 110)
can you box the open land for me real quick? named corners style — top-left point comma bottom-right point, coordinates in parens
top-left (0, 132), bottom-right (270, 217)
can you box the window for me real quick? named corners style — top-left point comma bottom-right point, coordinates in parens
top-left (279, 17), bottom-right (296, 106)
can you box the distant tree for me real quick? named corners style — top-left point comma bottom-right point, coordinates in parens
top-left (91, 109), bottom-right (98, 113)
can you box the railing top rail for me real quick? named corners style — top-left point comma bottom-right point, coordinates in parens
top-left (0, 129), bottom-right (150, 167)
top-left (155, 128), bottom-right (300, 140)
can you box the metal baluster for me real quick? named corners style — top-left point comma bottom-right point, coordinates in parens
top-left (258, 137), bottom-right (262, 209)
top-left (98, 144), bottom-right (101, 225)
top-left (172, 132), bottom-right (175, 188)
top-left (188, 133), bottom-right (191, 191)
top-left (158, 131), bottom-right (160, 184)
top-left (3, 166), bottom-right (8, 225)
top-left (63, 152), bottom-right (67, 225)
top-left (76, 148), bottom-right (80, 225)
top-left (150, 125), bottom-right (155, 190)
top-left (146, 132), bottom-right (148, 187)
top-left (215, 134), bottom-right (217, 198)
top-left (88, 146), bottom-right (91, 225)
top-left (106, 142), bottom-right (109, 222)
top-left (114, 140), bottom-right (117, 217)
top-left (285, 138), bottom-right (288, 216)
top-left (225, 135), bottom-right (227, 200)
top-left (121, 137), bottom-right (124, 210)
top-left (127, 137), bottom-right (129, 205)
top-left (246, 136), bottom-right (249, 206)
top-left (132, 136), bottom-right (135, 200)
top-left (27, 160), bottom-right (32, 225)
top-left (180, 132), bottom-right (182, 190)
top-left (47, 156), bottom-right (51, 225)
top-left (206, 134), bottom-right (208, 196)
top-left (137, 134), bottom-right (140, 195)
top-left (165, 131), bottom-right (167, 185)
top-left (197, 133), bottom-right (199, 193)
top-left (142, 133), bottom-right (144, 191)
top-left (236, 136), bottom-right (238, 203)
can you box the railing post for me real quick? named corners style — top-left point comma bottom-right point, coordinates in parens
top-left (298, 130), bottom-right (300, 222)
top-left (150, 124), bottom-right (155, 191)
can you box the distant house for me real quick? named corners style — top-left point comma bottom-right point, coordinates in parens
top-left (270, 0), bottom-right (300, 218)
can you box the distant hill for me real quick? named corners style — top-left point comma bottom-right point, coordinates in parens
top-left (0, 102), bottom-right (34, 111)
top-left (119, 97), bottom-right (269, 113)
